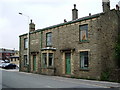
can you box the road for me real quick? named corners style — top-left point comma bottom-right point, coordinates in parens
top-left (1, 69), bottom-right (119, 89)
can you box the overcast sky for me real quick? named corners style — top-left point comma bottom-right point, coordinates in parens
top-left (0, 0), bottom-right (119, 50)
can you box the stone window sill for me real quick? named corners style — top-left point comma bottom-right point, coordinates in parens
top-left (46, 45), bottom-right (52, 47)
top-left (24, 65), bottom-right (28, 67)
top-left (79, 40), bottom-right (89, 44)
top-left (24, 48), bottom-right (27, 50)
top-left (41, 67), bottom-right (54, 69)
top-left (79, 68), bottom-right (90, 71)
top-left (47, 67), bottom-right (54, 69)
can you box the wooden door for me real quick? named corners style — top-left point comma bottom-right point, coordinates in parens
top-left (33, 55), bottom-right (36, 71)
top-left (65, 53), bottom-right (71, 74)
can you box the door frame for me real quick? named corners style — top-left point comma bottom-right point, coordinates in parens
top-left (33, 55), bottom-right (36, 71)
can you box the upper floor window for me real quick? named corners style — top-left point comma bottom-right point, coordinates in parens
top-left (46, 32), bottom-right (52, 46)
top-left (24, 38), bottom-right (28, 49)
top-left (80, 51), bottom-right (89, 69)
top-left (79, 24), bottom-right (88, 42)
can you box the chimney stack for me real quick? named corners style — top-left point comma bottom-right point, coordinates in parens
top-left (72, 4), bottom-right (78, 20)
top-left (102, 0), bottom-right (110, 12)
top-left (29, 19), bottom-right (35, 32)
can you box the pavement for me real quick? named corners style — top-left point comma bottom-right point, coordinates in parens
top-left (1, 68), bottom-right (120, 89)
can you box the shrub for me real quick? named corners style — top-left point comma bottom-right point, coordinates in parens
top-left (100, 70), bottom-right (110, 81)
top-left (115, 35), bottom-right (120, 68)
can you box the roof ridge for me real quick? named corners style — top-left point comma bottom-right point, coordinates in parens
top-left (20, 12), bottom-right (102, 37)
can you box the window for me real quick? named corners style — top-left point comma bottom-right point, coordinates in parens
top-left (48, 53), bottom-right (53, 66)
top-left (11, 58), bottom-right (13, 62)
top-left (14, 58), bottom-right (16, 61)
top-left (46, 32), bottom-right (52, 46)
top-left (80, 51), bottom-right (89, 69)
top-left (24, 38), bottom-right (28, 49)
top-left (80, 24), bottom-right (88, 42)
top-left (42, 53), bottom-right (54, 68)
top-left (42, 53), bottom-right (47, 67)
top-left (24, 55), bottom-right (27, 66)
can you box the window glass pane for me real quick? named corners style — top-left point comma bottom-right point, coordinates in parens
top-left (42, 53), bottom-right (47, 67)
top-left (49, 53), bottom-right (53, 66)
top-left (24, 55), bottom-right (27, 66)
top-left (80, 25), bottom-right (88, 41)
top-left (80, 30), bottom-right (87, 41)
top-left (80, 55), bottom-right (84, 68)
top-left (15, 58), bottom-right (16, 61)
top-left (24, 38), bottom-right (28, 49)
top-left (46, 33), bottom-right (52, 46)
top-left (80, 51), bottom-right (88, 69)
top-left (84, 57), bottom-right (88, 67)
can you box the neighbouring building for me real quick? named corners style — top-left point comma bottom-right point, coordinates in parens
top-left (9, 50), bottom-right (19, 66)
top-left (0, 48), bottom-right (19, 64)
top-left (19, 0), bottom-right (120, 82)
top-left (0, 48), bottom-right (15, 60)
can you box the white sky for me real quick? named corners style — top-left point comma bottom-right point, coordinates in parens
top-left (0, 0), bottom-right (119, 50)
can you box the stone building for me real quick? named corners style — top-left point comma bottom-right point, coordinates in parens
top-left (0, 48), bottom-right (16, 61)
top-left (0, 48), bottom-right (19, 65)
top-left (9, 50), bottom-right (19, 66)
top-left (19, 0), bottom-right (120, 81)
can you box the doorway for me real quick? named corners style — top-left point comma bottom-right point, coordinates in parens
top-left (33, 55), bottom-right (36, 71)
top-left (65, 53), bottom-right (71, 74)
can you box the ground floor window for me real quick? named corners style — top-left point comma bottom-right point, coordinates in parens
top-left (14, 58), bottom-right (16, 61)
top-left (80, 51), bottom-right (89, 69)
top-left (11, 58), bottom-right (13, 62)
top-left (42, 53), bottom-right (47, 67)
top-left (48, 53), bottom-right (53, 66)
top-left (24, 55), bottom-right (27, 66)
top-left (42, 53), bottom-right (54, 67)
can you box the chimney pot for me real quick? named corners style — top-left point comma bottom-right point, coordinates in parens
top-left (64, 19), bottom-right (67, 23)
top-left (89, 13), bottom-right (91, 16)
top-left (74, 4), bottom-right (76, 9)
top-left (30, 19), bottom-right (32, 23)
top-left (116, 4), bottom-right (119, 10)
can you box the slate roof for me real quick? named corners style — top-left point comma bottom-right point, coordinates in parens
top-left (19, 13), bottom-right (102, 37)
